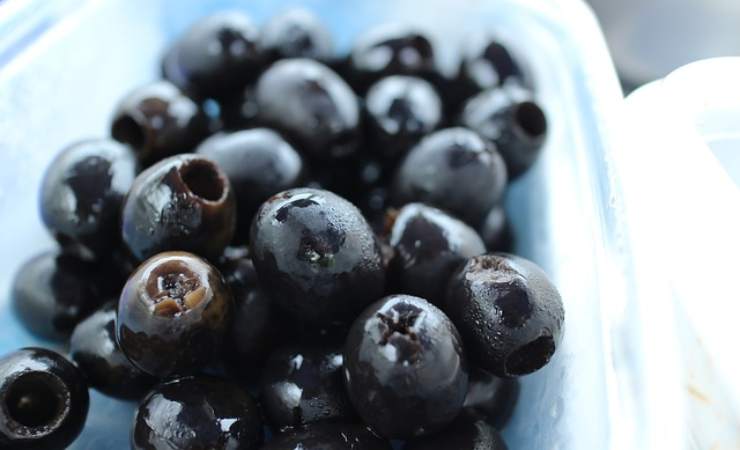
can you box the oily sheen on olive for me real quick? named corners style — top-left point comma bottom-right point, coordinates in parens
top-left (39, 139), bottom-right (137, 261)
top-left (12, 251), bottom-right (103, 341)
top-left (161, 11), bottom-right (264, 99)
top-left (392, 127), bottom-right (508, 226)
top-left (111, 81), bottom-right (209, 166)
top-left (116, 252), bottom-right (233, 377)
top-left (250, 188), bottom-right (385, 325)
top-left (132, 376), bottom-right (263, 450)
top-left (255, 58), bottom-right (360, 160)
top-left (121, 154), bottom-right (236, 261)
top-left (69, 304), bottom-right (156, 400)
top-left (262, 423), bottom-right (391, 450)
top-left (364, 75), bottom-right (443, 161)
top-left (386, 202), bottom-right (486, 306)
top-left (343, 295), bottom-right (469, 439)
top-left (446, 254), bottom-right (564, 377)
top-left (261, 343), bottom-right (353, 430)
top-left (0, 348), bottom-right (89, 450)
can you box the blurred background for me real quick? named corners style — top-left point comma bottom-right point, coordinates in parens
top-left (587, 0), bottom-right (740, 90)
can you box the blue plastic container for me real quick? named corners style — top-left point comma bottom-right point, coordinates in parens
top-left (0, 0), bottom-right (632, 448)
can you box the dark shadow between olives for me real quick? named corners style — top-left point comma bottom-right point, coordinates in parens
top-left (505, 335), bottom-right (555, 376)
top-left (514, 101), bottom-right (546, 140)
top-left (5, 372), bottom-right (66, 429)
top-left (111, 114), bottom-right (146, 150)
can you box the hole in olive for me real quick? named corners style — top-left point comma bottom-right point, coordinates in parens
top-left (180, 160), bottom-right (225, 202)
top-left (112, 114), bottom-right (146, 149)
top-left (5, 372), bottom-right (65, 428)
top-left (514, 102), bottom-right (546, 139)
top-left (145, 260), bottom-right (206, 316)
top-left (504, 335), bottom-right (555, 376)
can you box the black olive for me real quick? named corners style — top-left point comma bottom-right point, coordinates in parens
top-left (255, 59), bottom-right (360, 160)
top-left (261, 343), bottom-right (354, 430)
top-left (343, 295), bottom-right (468, 438)
top-left (386, 203), bottom-right (485, 305)
top-left (446, 254), bottom-right (564, 377)
top-left (39, 139), bottom-right (137, 261)
top-left (69, 304), bottom-right (156, 399)
top-left (392, 127), bottom-right (508, 226)
top-left (250, 188), bottom-right (385, 326)
top-left (161, 11), bottom-right (264, 99)
top-left (121, 154), bottom-right (236, 262)
top-left (0, 348), bottom-right (89, 450)
top-left (132, 376), bottom-right (263, 450)
top-left (460, 85), bottom-right (547, 178)
top-left (116, 252), bottom-right (233, 377)
top-left (111, 81), bottom-right (209, 166)
top-left (12, 251), bottom-right (104, 341)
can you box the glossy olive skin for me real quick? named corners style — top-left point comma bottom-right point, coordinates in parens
top-left (460, 86), bottom-right (547, 178)
top-left (263, 423), bottom-right (391, 450)
top-left (162, 11), bottom-right (264, 99)
top-left (69, 304), bottom-right (156, 400)
top-left (464, 368), bottom-right (520, 429)
top-left (218, 248), bottom-right (281, 376)
top-left (121, 154), bottom-right (236, 262)
top-left (348, 25), bottom-right (437, 93)
top-left (0, 348), bottom-right (89, 450)
top-left (479, 206), bottom-right (513, 252)
top-left (39, 139), bottom-right (137, 261)
top-left (405, 412), bottom-right (508, 450)
top-left (446, 254), bottom-right (564, 377)
top-left (116, 252), bottom-right (233, 377)
top-left (132, 376), bottom-right (263, 450)
top-left (196, 129), bottom-right (304, 239)
top-left (364, 76), bottom-right (442, 161)
top-left (250, 188), bottom-right (385, 325)
top-left (255, 59), bottom-right (360, 160)
top-left (12, 251), bottom-right (104, 341)
top-left (458, 33), bottom-right (529, 93)
top-left (343, 295), bottom-right (468, 439)
top-left (392, 127), bottom-right (508, 226)
top-left (261, 344), bottom-right (353, 431)
top-left (386, 203), bottom-right (486, 306)
top-left (259, 8), bottom-right (334, 62)
top-left (111, 81), bottom-right (209, 166)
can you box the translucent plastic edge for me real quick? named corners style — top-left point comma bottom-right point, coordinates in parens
top-left (534, 2), bottom-right (657, 450)
top-left (626, 58), bottom-right (740, 444)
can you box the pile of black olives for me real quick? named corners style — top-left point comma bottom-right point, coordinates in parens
top-left (5, 8), bottom-right (562, 450)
